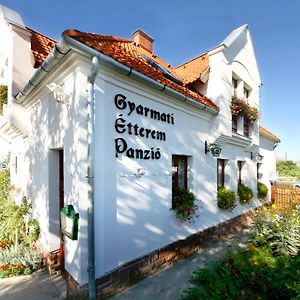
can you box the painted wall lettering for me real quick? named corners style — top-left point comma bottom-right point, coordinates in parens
top-left (114, 94), bottom-right (175, 124)
top-left (114, 93), bottom-right (174, 160)
top-left (115, 138), bottom-right (161, 159)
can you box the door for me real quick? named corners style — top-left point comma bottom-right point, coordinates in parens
top-left (59, 150), bottom-right (65, 269)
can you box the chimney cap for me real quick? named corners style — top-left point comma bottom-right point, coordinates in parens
top-left (132, 29), bottom-right (154, 42)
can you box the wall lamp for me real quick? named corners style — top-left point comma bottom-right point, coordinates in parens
top-left (251, 152), bottom-right (264, 162)
top-left (47, 83), bottom-right (70, 108)
top-left (0, 162), bottom-right (8, 171)
top-left (205, 141), bottom-right (222, 157)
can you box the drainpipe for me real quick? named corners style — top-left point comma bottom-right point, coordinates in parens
top-left (87, 56), bottom-right (99, 300)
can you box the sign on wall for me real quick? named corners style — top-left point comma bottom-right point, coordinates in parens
top-left (113, 93), bottom-right (175, 160)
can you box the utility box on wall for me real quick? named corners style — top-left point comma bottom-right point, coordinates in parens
top-left (60, 204), bottom-right (79, 240)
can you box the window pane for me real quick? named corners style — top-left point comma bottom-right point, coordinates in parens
top-left (217, 159), bottom-right (225, 187)
top-left (177, 159), bottom-right (186, 189)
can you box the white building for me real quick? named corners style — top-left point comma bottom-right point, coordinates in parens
top-left (0, 5), bottom-right (280, 298)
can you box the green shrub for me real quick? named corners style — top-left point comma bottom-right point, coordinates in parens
top-left (172, 188), bottom-right (197, 222)
top-left (0, 245), bottom-right (43, 277)
top-left (217, 187), bottom-right (236, 211)
top-left (238, 183), bottom-right (253, 204)
top-left (181, 246), bottom-right (300, 300)
top-left (257, 181), bottom-right (268, 201)
top-left (250, 206), bottom-right (300, 257)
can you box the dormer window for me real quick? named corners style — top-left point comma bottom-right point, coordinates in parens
top-left (244, 86), bottom-right (250, 99)
top-left (232, 77), bottom-right (238, 96)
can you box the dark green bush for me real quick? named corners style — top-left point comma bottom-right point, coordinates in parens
top-left (172, 188), bottom-right (197, 222)
top-left (238, 183), bottom-right (253, 204)
top-left (217, 187), bottom-right (236, 211)
top-left (257, 181), bottom-right (268, 201)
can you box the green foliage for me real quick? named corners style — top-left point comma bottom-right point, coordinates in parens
top-left (172, 188), bottom-right (198, 222)
top-left (0, 85), bottom-right (7, 113)
top-left (238, 183), bottom-right (254, 204)
top-left (182, 205), bottom-right (300, 300)
top-left (250, 205), bottom-right (300, 257)
top-left (0, 162), bottom-right (42, 277)
top-left (257, 181), bottom-right (268, 201)
top-left (181, 247), bottom-right (300, 300)
top-left (217, 187), bottom-right (236, 211)
top-left (0, 245), bottom-right (43, 277)
top-left (277, 160), bottom-right (300, 180)
top-left (27, 219), bottom-right (40, 242)
top-left (0, 166), bottom-right (40, 245)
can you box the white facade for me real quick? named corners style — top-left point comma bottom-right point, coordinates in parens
top-left (0, 6), bottom-right (280, 287)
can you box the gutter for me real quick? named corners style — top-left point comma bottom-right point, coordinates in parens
top-left (15, 35), bottom-right (218, 115)
top-left (86, 57), bottom-right (99, 300)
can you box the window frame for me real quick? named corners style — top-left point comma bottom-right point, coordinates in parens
top-left (217, 159), bottom-right (226, 188)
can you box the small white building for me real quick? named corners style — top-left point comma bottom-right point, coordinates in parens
top-left (0, 5), bottom-right (280, 298)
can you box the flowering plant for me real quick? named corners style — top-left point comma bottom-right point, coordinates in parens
top-left (172, 188), bottom-right (198, 222)
top-left (231, 96), bottom-right (259, 122)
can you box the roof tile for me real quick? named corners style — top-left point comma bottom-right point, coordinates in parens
top-left (62, 29), bottom-right (218, 111)
top-left (28, 28), bottom-right (56, 68)
top-left (175, 54), bottom-right (209, 85)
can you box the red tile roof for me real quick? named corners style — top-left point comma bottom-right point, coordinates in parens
top-left (259, 126), bottom-right (280, 142)
top-left (175, 54), bottom-right (209, 85)
top-left (62, 29), bottom-right (219, 111)
top-left (28, 28), bottom-right (56, 68)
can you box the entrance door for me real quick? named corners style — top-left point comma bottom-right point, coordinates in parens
top-left (59, 150), bottom-right (65, 269)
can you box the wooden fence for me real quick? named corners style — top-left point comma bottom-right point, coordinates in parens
top-left (271, 186), bottom-right (300, 209)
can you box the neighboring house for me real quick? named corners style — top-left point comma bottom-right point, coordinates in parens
top-left (0, 5), bottom-right (280, 298)
top-left (259, 125), bottom-right (281, 192)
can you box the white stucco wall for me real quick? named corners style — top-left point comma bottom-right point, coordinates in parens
top-left (92, 66), bottom-right (262, 279)
top-left (259, 135), bottom-right (278, 199)
top-left (18, 54), bottom-right (90, 285)
top-left (18, 42), bottom-right (266, 285)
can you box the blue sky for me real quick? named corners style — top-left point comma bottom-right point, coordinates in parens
top-left (3, 0), bottom-right (299, 160)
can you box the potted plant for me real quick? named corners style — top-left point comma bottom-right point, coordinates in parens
top-left (217, 186), bottom-right (236, 211)
top-left (231, 96), bottom-right (259, 123)
top-left (172, 188), bottom-right (198, 222)
top-left (257, 181), bottom-right (268, 201)
top-left (238, 183), bottom-right (254, 204)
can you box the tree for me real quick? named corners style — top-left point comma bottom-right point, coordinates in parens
top-left (276, 160), bottom-right (300, 179)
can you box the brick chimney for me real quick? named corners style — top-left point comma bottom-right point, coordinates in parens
top-left (133, 29), bottom-right (154, 53)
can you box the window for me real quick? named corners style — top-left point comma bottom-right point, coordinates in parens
top-left (237, 160), bottom-right (244, 185)
top-left (172, 155), bottom-right (187, 190)
top-left (243, 118), bottom-right (250, 137)
top-left (244, 86), bottom-right (250, 98)
top-left (217, 159), bottom-right (226, 187)
top-left (232, 77), bottom-right (238, 95)
top-left (257, 163), bottom-right (262, 180)
top-left (232, 115), bottom-right (238, 133)
top-left (172, 155), bottom-right (188, 208)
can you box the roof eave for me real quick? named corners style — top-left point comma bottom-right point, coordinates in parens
top-left (15, 35), bottom-right (219, 114)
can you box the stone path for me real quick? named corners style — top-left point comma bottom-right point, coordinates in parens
top-left (109, 228), bottom-right (250, 300)
top-left (0, 270), bottom-right (66, 300)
